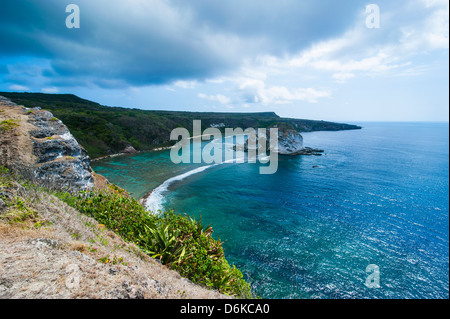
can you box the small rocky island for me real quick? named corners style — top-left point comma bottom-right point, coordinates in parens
top-left (237, 126), bottom-right (325, 156)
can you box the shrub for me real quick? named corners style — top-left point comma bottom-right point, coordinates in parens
top-left (0, 119), bottom-right (20, 132)
top-left (158, 211), bottom-right (252, 297)
top-left (56, 190), bottom-right (157, 244)
top-left (1, 166), bottom-right (252, 298)
top-left (57, 189), bottom-right (252, 298)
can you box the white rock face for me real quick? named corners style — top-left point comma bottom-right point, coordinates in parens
top-left (27, 108), bottom-right (94, 190)
top-left (0, 97), bottom-right (95, 190)
top-left (243, 127), bottom-right (304, 155)
top-left (210, 123), bottom-right (226, 128)
top-left (122, 145), bottom-right (137, 154)
top-left (277, 129), bottom-right (304, 155)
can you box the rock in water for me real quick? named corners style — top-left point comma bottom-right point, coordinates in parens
top-left (240, 126), bottom-right (323, 156)
top-left (289, 147), bottom-right (324, 156)
top-left (242, 127), bottom-right (304, 155)
top-left (277, 128), bottom-right (304, 155)
top-left (121, 145), bottom-right (137, 154)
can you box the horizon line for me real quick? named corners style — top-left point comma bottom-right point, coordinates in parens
top-left (1, 91), bottom-right (448, 124)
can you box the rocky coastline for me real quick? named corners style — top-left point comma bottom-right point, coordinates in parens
top-left (235, 126), bottom-right (324, 156)
top-left (1, 95), bottom-right (232, 299)
top-left (1, 96), bottom-right (94, 190)
top-left (0, 92), bottom-right (361, 160)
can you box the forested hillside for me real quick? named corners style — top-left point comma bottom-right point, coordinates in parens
top-left (1, 92), bottom-right (361, 158)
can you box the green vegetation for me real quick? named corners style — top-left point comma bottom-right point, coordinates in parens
top-left (0, 92), bottom-right (362, 297)
top-left (0, 167), bottom-right (45, 228)
top-left (0, 119), bottom-right (20, 132)
top-left (0, 92), bottom-right (361, 158)
top-left (1, 166), bottom-right (252, 298)
top-left (2, 196), bottom-right (39, 224)
top-left (57, 188), bottom-right (252, 297)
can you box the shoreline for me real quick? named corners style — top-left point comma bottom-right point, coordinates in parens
top-left (139, 189), bottom-right (154, 207)
top-left (91, 133), bottom-right (249, 162)
top-left (91, 146), bottom-right (175, 162)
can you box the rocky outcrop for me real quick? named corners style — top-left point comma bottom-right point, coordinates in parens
top-left (0, 96), bottom-right (94, 190)
top-left (286, 147), bottom-right (324, 156)
top-left (239, 126), bottom-right (323, 156)
top-left (121, 145), bottom-right (137, 154)
top-left (277, 128), bottom-right (304, 155)
top-left (0, 172), bottom-right (230, 299)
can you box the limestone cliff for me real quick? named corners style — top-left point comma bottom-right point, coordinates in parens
top-left (0, 166), bottom-right (229, 299)
top-left (0, 96), bottom-right (94, 190)
top-left (241, 126), bottom-right (323, 156)
top-left (1, 95), bottom-right (230, 299)
top-left (277, 128), bottom-right (304, 155)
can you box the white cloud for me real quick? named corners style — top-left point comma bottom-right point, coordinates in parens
top-left (421, 1), bottom-right (449, 49)
top-left (333, 72), bottom-right (355, 83)
top-left (9, 84), bottom-right (29, 91)
top-left (312, 53), bottom-right (411, 75)
top-left (198, 93), bottom-right (231, 104)
top-left (268, 86), bottom-right (331, 104)
top-left (258, 0), bottom-right (448, 82)
top-left (237, 78), bottom-right (330, 104)
top-left (173, 80), bottom-right (198, 89)
top-left (177, 0), bottom-right (447, 114)
top-left (206, 78), bottom-right (226, 84)
top-left (283, 32), bottom-right (414, 79)
top-left (41, 87), bottom-right (59, 93)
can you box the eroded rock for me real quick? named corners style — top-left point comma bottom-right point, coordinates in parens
top-left (0, 96), bottom-right (94, 190)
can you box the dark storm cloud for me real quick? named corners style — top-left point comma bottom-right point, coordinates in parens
top-left (174, 0), bottom-right (361, 54)
top-left (0, 0), bottom-right (362, 88)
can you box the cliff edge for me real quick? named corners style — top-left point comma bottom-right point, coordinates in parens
top-left (0, 96), bottom-right (93, 190)
top-left (0, 96), bottom-right (230, 299)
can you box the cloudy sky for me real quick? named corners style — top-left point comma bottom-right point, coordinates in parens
top-left (0, 0), bottom-right (448, 122)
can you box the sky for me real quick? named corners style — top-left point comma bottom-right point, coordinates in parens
top-left (0, 0), bottom-right (448, 122)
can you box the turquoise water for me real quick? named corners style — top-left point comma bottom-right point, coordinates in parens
top-left (92, 122), bottom-right (449, 299)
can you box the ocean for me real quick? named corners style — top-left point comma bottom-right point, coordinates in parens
top-left (91, 122), bottom-right (449, 299)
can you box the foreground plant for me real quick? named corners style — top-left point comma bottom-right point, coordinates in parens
top-left (56, 189), bottom-right (252, 298)
top-left (1, 166), bottom-right (252, 298)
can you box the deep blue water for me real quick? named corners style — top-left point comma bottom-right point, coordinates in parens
top-left (92, 122), bottom-right (449, 299)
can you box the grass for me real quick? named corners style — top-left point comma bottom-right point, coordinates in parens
top-left (57, 188), bottom-right (253, 298)
top-left (0, 119), bottom-right (20, 132)
top-left (1, 166), bottom-right (252, 298)
top-left (0, 168), bottom-right (46, 227)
